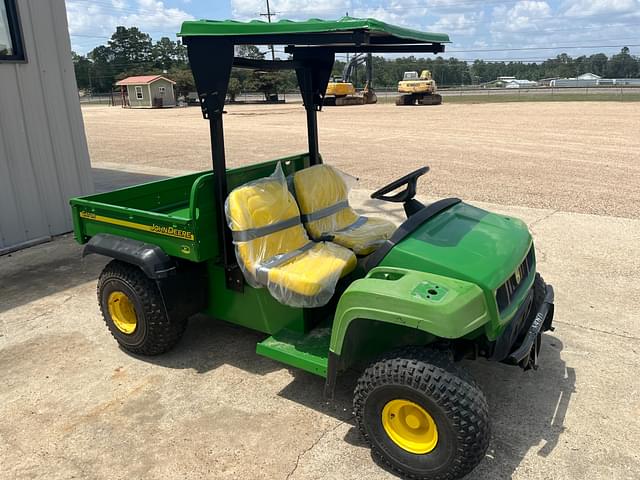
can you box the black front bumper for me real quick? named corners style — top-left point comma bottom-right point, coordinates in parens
top-left (506, 284), bottom-right (555, 370)
top-left (490, 279), bottom-right (555, 370)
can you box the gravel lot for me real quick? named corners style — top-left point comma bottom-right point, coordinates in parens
top-left (1, 101), bottom-right (639, 480)
top-left (2, 198), bottom-right (639, 480)
top-left (82, 101), bottom-right (640, 218)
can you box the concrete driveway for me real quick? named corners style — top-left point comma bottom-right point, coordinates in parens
top-left (1, 184), bottom-right (639, 479)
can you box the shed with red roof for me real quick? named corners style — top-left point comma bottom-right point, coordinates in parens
top-left (115, 75), bottom-right (176, 108)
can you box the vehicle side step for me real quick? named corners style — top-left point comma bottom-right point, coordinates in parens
top-left (256, 321), bottom-right (331, 377)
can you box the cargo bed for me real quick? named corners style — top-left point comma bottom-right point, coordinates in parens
top-left (70, 154), bottom-right (312, 262)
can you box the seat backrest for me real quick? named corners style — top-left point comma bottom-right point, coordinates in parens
top-left (293, 164), bottom-right (360, 239)
top-left (226, 177), bottom-right (309, 286)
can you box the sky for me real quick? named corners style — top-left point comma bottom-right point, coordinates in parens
top-left (65, 0), bottom-right (640, 62)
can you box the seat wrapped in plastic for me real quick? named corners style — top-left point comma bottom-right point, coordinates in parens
top-left (293, 165), bottom-right (396, 255)
top-left (225, 163), bottom-right (356, 308)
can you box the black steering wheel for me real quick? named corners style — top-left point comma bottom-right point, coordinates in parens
top-left (371, 166), bottom-right (429, 203)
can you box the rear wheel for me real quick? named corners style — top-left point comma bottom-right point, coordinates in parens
top-left (354, 348), bottom-right (490, 480)
top-left (98, 260), bottom-right (187, 355)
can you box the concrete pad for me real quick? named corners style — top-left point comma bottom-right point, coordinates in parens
top-left (1, 191), bottom-right (639, 480)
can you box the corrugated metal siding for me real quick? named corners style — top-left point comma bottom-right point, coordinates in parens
top-left (0, 0), bottom-right (92, 253)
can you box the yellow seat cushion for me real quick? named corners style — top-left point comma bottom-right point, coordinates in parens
top-left (227, 179), bottom-right (309, 280)
top-left (331, 217), bottom-right (396, 255)
top-left (225, 173), bottom-right (356, 307)
top-left (267, 242), bottom-right (357, 298)
top-left (293, 165), bottom-right (396, 255)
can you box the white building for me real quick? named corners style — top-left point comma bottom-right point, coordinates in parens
top-left (504, 79), bottom-right (538, 88)
top-left (551, 73), bottom-right (601, 87)
top-left (550, 73), bottom-right (640, 87)
top-left (483, 77), bottom-right (538, 88)
top-left (0, 0), bottom-right (92, 253)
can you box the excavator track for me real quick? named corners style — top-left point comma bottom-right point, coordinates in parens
top-left (395, 94), bottom-right (415, 106)
top-left (418, 93), bottom-right (443, 105)
top-left (335, 96), bottom-right (366, 106)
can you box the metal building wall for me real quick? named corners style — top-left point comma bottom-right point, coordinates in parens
top-left (0, 0), bottom-right (92, 254)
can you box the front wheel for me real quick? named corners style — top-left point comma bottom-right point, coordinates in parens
top-left (354, 348), bottom-right (490, 480)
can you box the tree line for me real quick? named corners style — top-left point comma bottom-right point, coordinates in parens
top-left (73, 26), bottom-right (640, 96)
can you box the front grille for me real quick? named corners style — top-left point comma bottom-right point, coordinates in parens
top-left (496, 247), bottom-right (534, 313)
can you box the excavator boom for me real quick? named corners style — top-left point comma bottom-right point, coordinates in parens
top-left (324, 53), bottom-right (377, 106)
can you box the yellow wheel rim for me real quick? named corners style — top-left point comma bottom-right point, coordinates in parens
top-left (381, 399), bottom-right (438, 454)
top-left (107, 291), bottom-right (137, 334)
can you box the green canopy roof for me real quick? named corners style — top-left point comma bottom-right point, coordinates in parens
top-left (179, 16), bottom-right (450, 44)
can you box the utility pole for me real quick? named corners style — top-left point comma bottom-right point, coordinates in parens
top-left (260, 0), bottom-right (276, 60)
top-left (345, 12), bottom-right (349, 68)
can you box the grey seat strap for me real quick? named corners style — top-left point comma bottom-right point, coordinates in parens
top-left (255, 242), bottom-right (315, 284)
top-left (334, 216), bottom-right (368, 234)
top-left (232, 216), bottom-right (300, 242)
top-left (286, 175), bottom-right (298, 200)
top-left (301, 200), bottom-right (349, 223)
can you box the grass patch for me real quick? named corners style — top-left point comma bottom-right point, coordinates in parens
top-left (441, 93), bottom-right (638, 104)
top-left (378, 93), bottom-right (640, 104)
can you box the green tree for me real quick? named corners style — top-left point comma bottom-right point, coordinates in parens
top-left (108, 26), bottom-right (153, 71)
top-left (252, 70), bottom-right (285, 100)
top-left (607, 47), bottom-right (639, 78)
top-left (152, 37), bottom-right (179, 70)
top-left (87, 45), bottom-right (116, 92)
top-left (72, 51), bottom-right (93, 91)
top-left (236, 45), bottom-right (264, 59)
top-left (589, 53), bottom-right (608, 76)
top-left (227, 77), bottom-right (242, 101)
top-left (167, 68), bottom-right (195, 97)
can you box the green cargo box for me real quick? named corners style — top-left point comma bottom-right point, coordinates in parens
top-left (70, 154), bottom-right (312, 262)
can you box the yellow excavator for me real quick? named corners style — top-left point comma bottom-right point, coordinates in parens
top-left (396, 70), bottom-right (443, 105)
top-left (324, 53), bottom-right (377, 106)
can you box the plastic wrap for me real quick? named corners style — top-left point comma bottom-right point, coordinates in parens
top-left (225, 163), bottom-right (356, 308)
top-left (293, 165), bottom-right (396, 255)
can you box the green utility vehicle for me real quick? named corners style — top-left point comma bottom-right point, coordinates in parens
top-left (71, 17), bottom-right (555, 480)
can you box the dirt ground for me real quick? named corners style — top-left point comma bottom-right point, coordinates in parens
top-left (2, 196), bottom-right (640, 480)
top-left (82, 101), bottom-right (640, 218)
top-left (2, 101), bottom-right (640, 480)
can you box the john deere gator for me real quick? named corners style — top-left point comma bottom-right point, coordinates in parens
top-left (70, 17), bottom-right (555, 480)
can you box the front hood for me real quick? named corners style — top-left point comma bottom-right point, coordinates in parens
top-left (379, 202), bottom-right (532, 290)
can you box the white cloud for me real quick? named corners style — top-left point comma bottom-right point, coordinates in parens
top-left (491, 1), bottom-right (552, 33)
top-left (428, 12), bottom-right (484, 35)
top-left (563, 0), bottom-right (639, 17)
top-left (230, 0), bottom-right (349, 19)
top-left (66, 0), bottom-right (194, 43)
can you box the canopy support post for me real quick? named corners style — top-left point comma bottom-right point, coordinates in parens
top-left (293, 48), bottom-right (334, 166)
top-left (305, 106), bottom-right (319, 165)
top-left (184, 38), bottom-right (243, 291)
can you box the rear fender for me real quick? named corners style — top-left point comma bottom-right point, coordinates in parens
top-left (84, 233), bottom-right (208, 320)
top-left (83, 233), bottom-right (175, 279)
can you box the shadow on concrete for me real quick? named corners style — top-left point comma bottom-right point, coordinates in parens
top-left (0, 168), bottom-right (169, 314)
top-left (92, 167), bottom-right (167, 193)
top-left (0, 236), bottom-right (108, 314)
top-left (140, 314), bottom-right (282, 377)
top-left (273, 335), bottom-right (575, 479)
